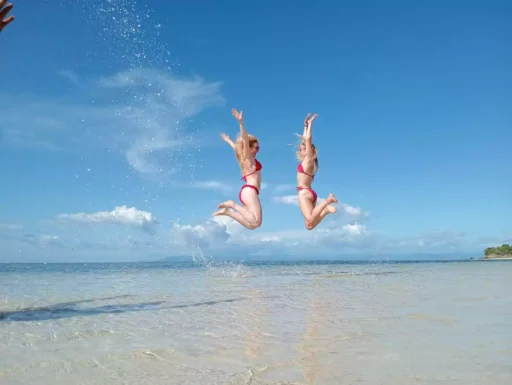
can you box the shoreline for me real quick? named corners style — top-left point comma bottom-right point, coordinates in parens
top-left (480, 254), bottom-right (512, 261)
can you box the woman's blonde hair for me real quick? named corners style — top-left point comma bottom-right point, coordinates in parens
top-left (295, 135), bottom-right (319, 171)
top-left (235, 134), bottom-right (258, 170)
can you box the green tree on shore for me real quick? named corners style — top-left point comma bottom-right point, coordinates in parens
top-left (484, 244), bottom-right (512, 256)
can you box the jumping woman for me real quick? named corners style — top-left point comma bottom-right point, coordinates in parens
top-left (214, 108), bottom-right (263, 230)
top-left (296, 113), bottom-right (338, 230)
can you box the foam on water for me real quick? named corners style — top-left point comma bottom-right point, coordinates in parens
top-left (1, 261), bottom-right (511, 384)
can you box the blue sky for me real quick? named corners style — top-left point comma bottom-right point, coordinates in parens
top-left (0, 0), bottom-right (510, 262)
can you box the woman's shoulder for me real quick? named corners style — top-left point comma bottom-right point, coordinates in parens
top-left (302, 156), bottom-right (315, 165)
top-left (240, 156), bottom-right (254, 169)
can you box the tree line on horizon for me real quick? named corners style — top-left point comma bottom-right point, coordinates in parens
top-left (484, 244), bottom-right (512, 256)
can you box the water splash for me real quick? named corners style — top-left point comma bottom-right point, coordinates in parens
top-left (80, 0), bottom-right (174, 71)
top-left (76, 0), bottom-right (209, 185)
top-left (188, 240), bottom-right (252, 278)
top-left (71, 0), bottom-right (227, 263)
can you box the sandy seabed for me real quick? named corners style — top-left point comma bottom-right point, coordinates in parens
top-left (1, 260), bottom-right (511, 384)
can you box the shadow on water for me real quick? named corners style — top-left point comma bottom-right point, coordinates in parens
top-left (0, 295), bottom-right (246, 322)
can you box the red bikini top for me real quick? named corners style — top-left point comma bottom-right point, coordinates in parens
top-left (242, 159), bottom-right (262, 181)
top-left (297, 162), bottom-right (315, 180)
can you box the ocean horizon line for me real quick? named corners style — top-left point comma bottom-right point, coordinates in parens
top-left (0, 257), bottom-right (491, 266)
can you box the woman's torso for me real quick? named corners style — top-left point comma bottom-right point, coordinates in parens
top-left (297, 159), bottom-right (316, 188)
top-left (242, 157), bottom-right (262, 189)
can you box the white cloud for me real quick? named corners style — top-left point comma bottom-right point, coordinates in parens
top-left (56, 206), bottom-right (157, 233)
top-left (310, 223), bottom-right (371, 249)
top-left (273, 184), bottom-right (296, 194)
top-left (247, 223), bottom-right (371, 250)
top-left (341, 223), bottom-right (367, 236)
top-left (164, 198), bottom-right (372, 255)
top-left (341, 204), bottom-right (363, 217)
top-left (170, 219), bottom-right (230, 249)
top-left (96, 69), bottom-right (225, 176)
top-left (0, 69), bottom-right (224, 180)
top-left (1, 209), bottom-right (490, 262)
top-left (0, 201), bottom-right (490, 262)
top-left (98, 70), bottom-right (224, 116)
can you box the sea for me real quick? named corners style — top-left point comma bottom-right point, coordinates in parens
top-left (1, 259), bottom-right (511, 385)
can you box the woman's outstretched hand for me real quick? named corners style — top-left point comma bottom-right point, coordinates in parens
top-left (304, 113), bottom-right (318, 128)
top-left (232, 108), bottom-right (243, 122)
top-left (220, 133), bottom-right (231, 142)
top-left (303, 113), bottom-right (318, 138)
top-left (0, 1), bottom-right (14, 33)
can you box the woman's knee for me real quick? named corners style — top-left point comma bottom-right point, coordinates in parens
top-left (248, 221), bottom-right (261, 230)
top-left (304, 219), bottom-right (315, 230)
top-left (248, 209), bottom-right (262, 228)
top-left (252, 216), bottom-right (262, 229)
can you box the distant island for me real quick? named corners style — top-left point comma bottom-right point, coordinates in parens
top-left (482, 244), bottom-right (512, 260)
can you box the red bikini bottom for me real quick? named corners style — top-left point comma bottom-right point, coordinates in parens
top-left (297, 186), bottom-right (318, 203)
top-left (239, 184), bottom-right (260, 205)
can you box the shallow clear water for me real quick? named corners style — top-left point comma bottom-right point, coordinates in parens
top-left (1, 260), bottom-right (511, 384)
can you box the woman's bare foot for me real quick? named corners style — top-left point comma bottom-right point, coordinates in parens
top-left (217, 200), bottom-right (235, 209)
top-left (326, 193), bottom-right (338, 205)
top-left (213, 208), bottom-right (229, 217)
top-left (320, 205), bottom-right (337, 217)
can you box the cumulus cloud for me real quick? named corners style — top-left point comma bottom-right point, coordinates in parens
top-left (310, 223), bottom-right (372, 250)
top-left (249, 223), bottom-right (371, 250)
top-left (163, 196), bottom-right (373, 256)
top-left (159, 213), bottom-right (479, 259)
top-left (56, 205), bottom-right (157, 233)
top-left (341, 223), bottom-right (368, 236)
top-left (170, 219), bottom-right (230, 249)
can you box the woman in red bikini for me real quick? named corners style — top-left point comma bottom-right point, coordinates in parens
top-left (214, 108), bottom-right (263, 230)
top-left (297, 113), bottom-right (338, 230)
